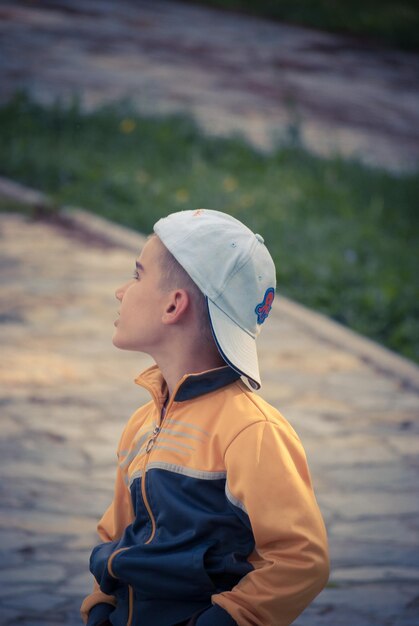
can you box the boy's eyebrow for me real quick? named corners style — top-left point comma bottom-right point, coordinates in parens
top-left (135, 261), bottom-right (145, 272)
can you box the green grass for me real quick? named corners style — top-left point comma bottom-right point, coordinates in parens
top-left (1, 93), bottom-right (418, 363)
top-left (185, 0), bottom-right (419, 50)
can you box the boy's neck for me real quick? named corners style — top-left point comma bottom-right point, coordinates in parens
top-left (155, 347), bottom-right (226, 399)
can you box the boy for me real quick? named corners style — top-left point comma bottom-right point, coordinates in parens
top-left (81, 209), bottom-right (329, 626)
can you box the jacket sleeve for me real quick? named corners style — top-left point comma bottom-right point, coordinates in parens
top-left (194, 604), bottom-right (238, 625)
top-left (211, 419), bottom-right (329, 626)
top-left (80, 456), bottom-right (134, 624)
top-left (86, 601), bottom-right (113, 626)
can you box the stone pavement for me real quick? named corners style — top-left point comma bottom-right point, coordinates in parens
top-left (0, 210), bottom-right (419, 626)
top-left (1, 0), bottom-right (419, 171)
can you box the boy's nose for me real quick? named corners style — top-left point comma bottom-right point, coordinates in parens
top-left (115, 286), bottom-right (124, 301)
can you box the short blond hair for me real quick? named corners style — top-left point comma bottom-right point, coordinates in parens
top-left (155, 236), bottom-right (214, 343)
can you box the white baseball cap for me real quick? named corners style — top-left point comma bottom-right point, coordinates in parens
top-left (154, 209), bottom-right (276, 389)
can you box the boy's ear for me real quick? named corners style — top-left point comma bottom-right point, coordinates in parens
top-left (161, 289), bottom-right (190, 325)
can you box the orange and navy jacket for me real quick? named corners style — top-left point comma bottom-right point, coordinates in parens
top-left (81, 365), bottom-right (329, 626)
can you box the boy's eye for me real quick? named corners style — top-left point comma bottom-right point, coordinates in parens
top-left (132, 271), bottom-right (140, 280)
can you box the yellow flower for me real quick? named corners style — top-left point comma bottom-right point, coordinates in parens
top-left (239, 194), bottom-right (254, 208)
top-left (136, 169), bottom-right (150, 184)
top-left (223, 176), bottom-right (238, 193)
top-left (175, 188), bottom-right (190, 203)
top-left (120, 118), bottom-right (136, 134)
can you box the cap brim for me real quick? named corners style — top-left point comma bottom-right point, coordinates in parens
top-left (207, 299), bottom-right (261, 390)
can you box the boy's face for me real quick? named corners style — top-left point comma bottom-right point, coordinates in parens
top-left (113, 236), bottom-right (168, 354)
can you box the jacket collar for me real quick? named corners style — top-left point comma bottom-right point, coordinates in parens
top-left (134, 364), bottom-right (240, 406)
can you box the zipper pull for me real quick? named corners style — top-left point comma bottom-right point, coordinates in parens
top-left (145, 425), bottom-right (160, 453)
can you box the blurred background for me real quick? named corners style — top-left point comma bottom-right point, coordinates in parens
top-left (0, 0), bottom-right (418, 363)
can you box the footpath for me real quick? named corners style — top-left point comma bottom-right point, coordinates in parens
top-left (1, 0), bottom-right (419, 171)
top-left (0, 1), bottom-right (419, 624)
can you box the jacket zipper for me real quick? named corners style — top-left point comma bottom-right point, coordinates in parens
top-left (111, 377), bottom-right (186, 626)
top-left (123, 423), bottom-right (163, 625)
top-left (140, 377), bottom-right (187, 544)
top-left (142, 425), bottom-right (160, 544)
top-left (145, 425), bottom-right (161, 454)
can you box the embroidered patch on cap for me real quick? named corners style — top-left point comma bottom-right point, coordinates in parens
top-left (255, 288), bottom-right (275, 324)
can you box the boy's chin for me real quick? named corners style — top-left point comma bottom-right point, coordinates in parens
top-left (112, 332), bottom-right (142, 352)
top-left (112, 332), bottom-right (130, 350)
